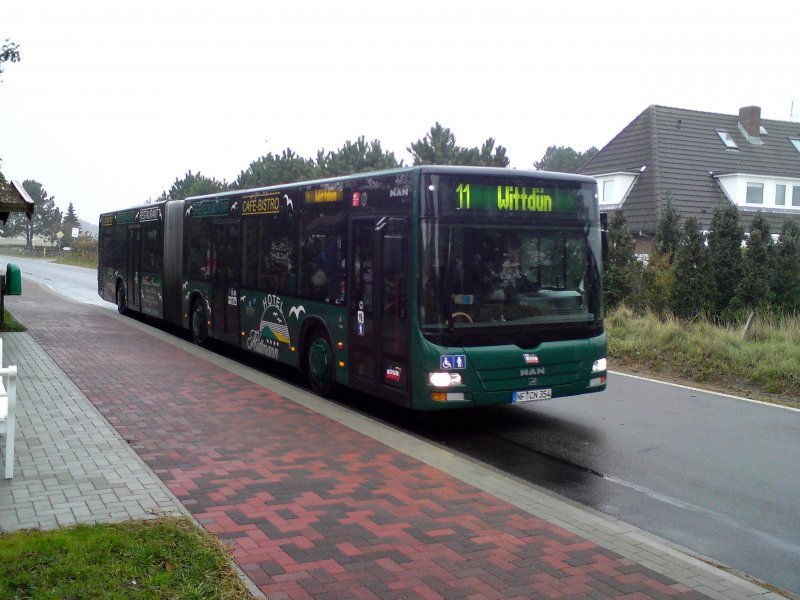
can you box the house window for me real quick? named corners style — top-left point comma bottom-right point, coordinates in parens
top-left (603, 180), bottom-right (614, 203)
top-left (790, 138), bottom-right (800, 153)
top-left (746, 182), bottom-right (763, 204)
top-left (793, 186), bottom-right (800, 207)
top-left (776, 185), bottom-right (786, 206)
top-left (716, 130), bottom-right (739, 149)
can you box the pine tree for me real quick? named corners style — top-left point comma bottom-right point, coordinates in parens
top-left (533, 146), bottom-right (598, 173)
top-left (640, 200), bottom-right (680, 314)
top-left (161, 170), bottom-right (227, 200)
top-left (773, 218), bottom-right (800, 314)
top-left (707, 204), bottom-right (744, 317)
top-left (652, 197), bottom-right (681, 262)
top-left (731, 213), bottom-right (774, 314)
top-left (315, 136), bottom-right (400, 177)
top-left (235, 150), bottom-right (316, 189)
top-left (407, 123), bottom-right (510, 167)
top-left (670, 217), bottom-right (712, 319)
top-left (604, 210), bottom-right (637, 309)
top-left (62, 202), bottom-right (81, 246)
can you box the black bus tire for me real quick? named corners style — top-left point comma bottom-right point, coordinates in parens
top-left (306, 329), bottom-right (336, 397)
top-left (116, 286), bottom-right (127, 315)
top-left (190, 298), bottom-right (208, 346)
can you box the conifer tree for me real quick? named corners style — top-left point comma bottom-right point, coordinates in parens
top-left (604, 210), bottom-right (637, 309)
top-left (533, 145), bottom-right (598, 173)
top-left (160, 170), bottom-right (227, 200)
top-left (0, 39), bottom-right (20, 78)
top-left (639, 253), bottom-right (675, 315)
top-left (315, 137), bottom-right (400, 177)
top-left (707, 204), bottom-right (744, 317)
top-left (652, 197), bottom-right (681, 262)
top-left (773, 218), bottom-right (800, 314)
top-left (61, 202), bottom-right (81, 245)
top-left (731, 213), bottom-right (774, 314)
top-left (234, 150), bottom-right (315, 190)
top-left (641, 199), bottom-right (680, 314)
top-left (407, 123), bottom-right (509, 167)
top-left (670, 217), bottom-right (712, 319)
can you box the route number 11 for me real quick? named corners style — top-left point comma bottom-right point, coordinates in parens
top-left (456, 183), bottom-right (471, 209)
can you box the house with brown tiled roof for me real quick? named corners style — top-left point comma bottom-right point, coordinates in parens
top-left (579, 105), bottom-right (800, 252)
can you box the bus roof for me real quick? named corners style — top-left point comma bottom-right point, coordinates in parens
top-left (98, 167), bottom-right (597, 217)
top-left (182, 166), bottom-right (597, 203)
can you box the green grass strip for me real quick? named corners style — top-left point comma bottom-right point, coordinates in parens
top-left (0, 518), bottom-right (255, 600)
top-left (0, 308), bottom-right (26, 332)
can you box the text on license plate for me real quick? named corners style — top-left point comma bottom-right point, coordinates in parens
top-left (513, 388), bottom-right (552, 403)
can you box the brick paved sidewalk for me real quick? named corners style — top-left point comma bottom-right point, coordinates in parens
top-left (2, 282), bottom-right (781, 600)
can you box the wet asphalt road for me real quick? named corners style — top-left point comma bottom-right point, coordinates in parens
top-left (5, 256), bottom-right (800, 595)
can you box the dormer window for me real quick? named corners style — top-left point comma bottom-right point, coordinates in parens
top-left (603, 180), bottom-right (614, 203)
top-left (716, 130), bottom-right (739, 149)
top-left (746, 182), bottom-right (764, 204)
top-left (790, 138), bottom-right (800, 153)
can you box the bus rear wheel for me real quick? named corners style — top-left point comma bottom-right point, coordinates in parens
top-left (306, 330), bottom-right (335, 396)
top-left (191, 299), bottom-right (208, 346)
top-left (116, 287), bottom-right (127, 315)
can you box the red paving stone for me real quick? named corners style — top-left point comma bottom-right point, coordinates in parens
top-left (9, 283), bottom-right (712, 599)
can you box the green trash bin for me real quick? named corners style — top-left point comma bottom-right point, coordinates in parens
top-left (5, 263), bottom-right (21, 295)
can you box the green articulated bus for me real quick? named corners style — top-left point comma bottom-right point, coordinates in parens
top-left (98, 166), bottom-right (607, 410)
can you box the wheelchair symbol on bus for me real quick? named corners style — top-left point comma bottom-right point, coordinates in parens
top-left (440, 355), bottom-right (466, 370)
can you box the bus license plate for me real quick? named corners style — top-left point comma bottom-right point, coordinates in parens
top-left (513, 389), bottom-right (552, 403)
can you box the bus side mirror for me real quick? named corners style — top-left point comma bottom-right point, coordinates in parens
top-left (600, 213), bottom-right (609, 267)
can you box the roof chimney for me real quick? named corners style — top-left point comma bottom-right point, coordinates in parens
top-left (738, 106), bottom-right (761, 138)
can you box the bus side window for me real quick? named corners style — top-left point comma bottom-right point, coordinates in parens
top-left (300, 222), bottom-right (346, 303)
top-left (185, 218), bottom-right (212, 281)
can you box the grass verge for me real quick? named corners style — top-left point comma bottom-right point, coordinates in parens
top-left (0, 517), bottom-right (256, 600)
top-left (606, 306), bottom-right (800, 408)
top-left (53, 254), bottom-right (97, 269)
top-left (0, 308), bottom-right (26, 332)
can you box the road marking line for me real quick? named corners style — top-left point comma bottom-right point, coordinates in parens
top-left (610, 370), bottom-right (800, 413)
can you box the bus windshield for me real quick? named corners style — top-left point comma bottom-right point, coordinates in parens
top-left (419, 222), bottom-right (602, 340)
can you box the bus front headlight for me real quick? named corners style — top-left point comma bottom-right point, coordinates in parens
top-left (429, 372), bottom-right (462, 387)
top-left (592, 358), bottom-right (607, 373)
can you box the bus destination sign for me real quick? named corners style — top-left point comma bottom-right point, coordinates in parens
top-left (454, 183), bottom-right (569, 213)
top-left (305, 187), bottom-right (343, 204)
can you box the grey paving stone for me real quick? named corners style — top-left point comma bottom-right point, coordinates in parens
top-left (0, 333), bottom-right (184, 534)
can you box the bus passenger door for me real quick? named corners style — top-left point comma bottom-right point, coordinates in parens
top-left (211, 221), bottom-right (241, 345)
top-left (349, 218), bottom-right (409, 403)
top-left (126, 226), bottom-right (141, 311)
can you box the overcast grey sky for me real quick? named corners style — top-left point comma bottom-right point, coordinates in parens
top-left (1, 0), bottom-right (798, 224)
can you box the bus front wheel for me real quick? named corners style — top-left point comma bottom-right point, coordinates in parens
top-left (191, 299), bottom-right (208, 346)
top-left (306, 330), bottom-right (335, 397)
